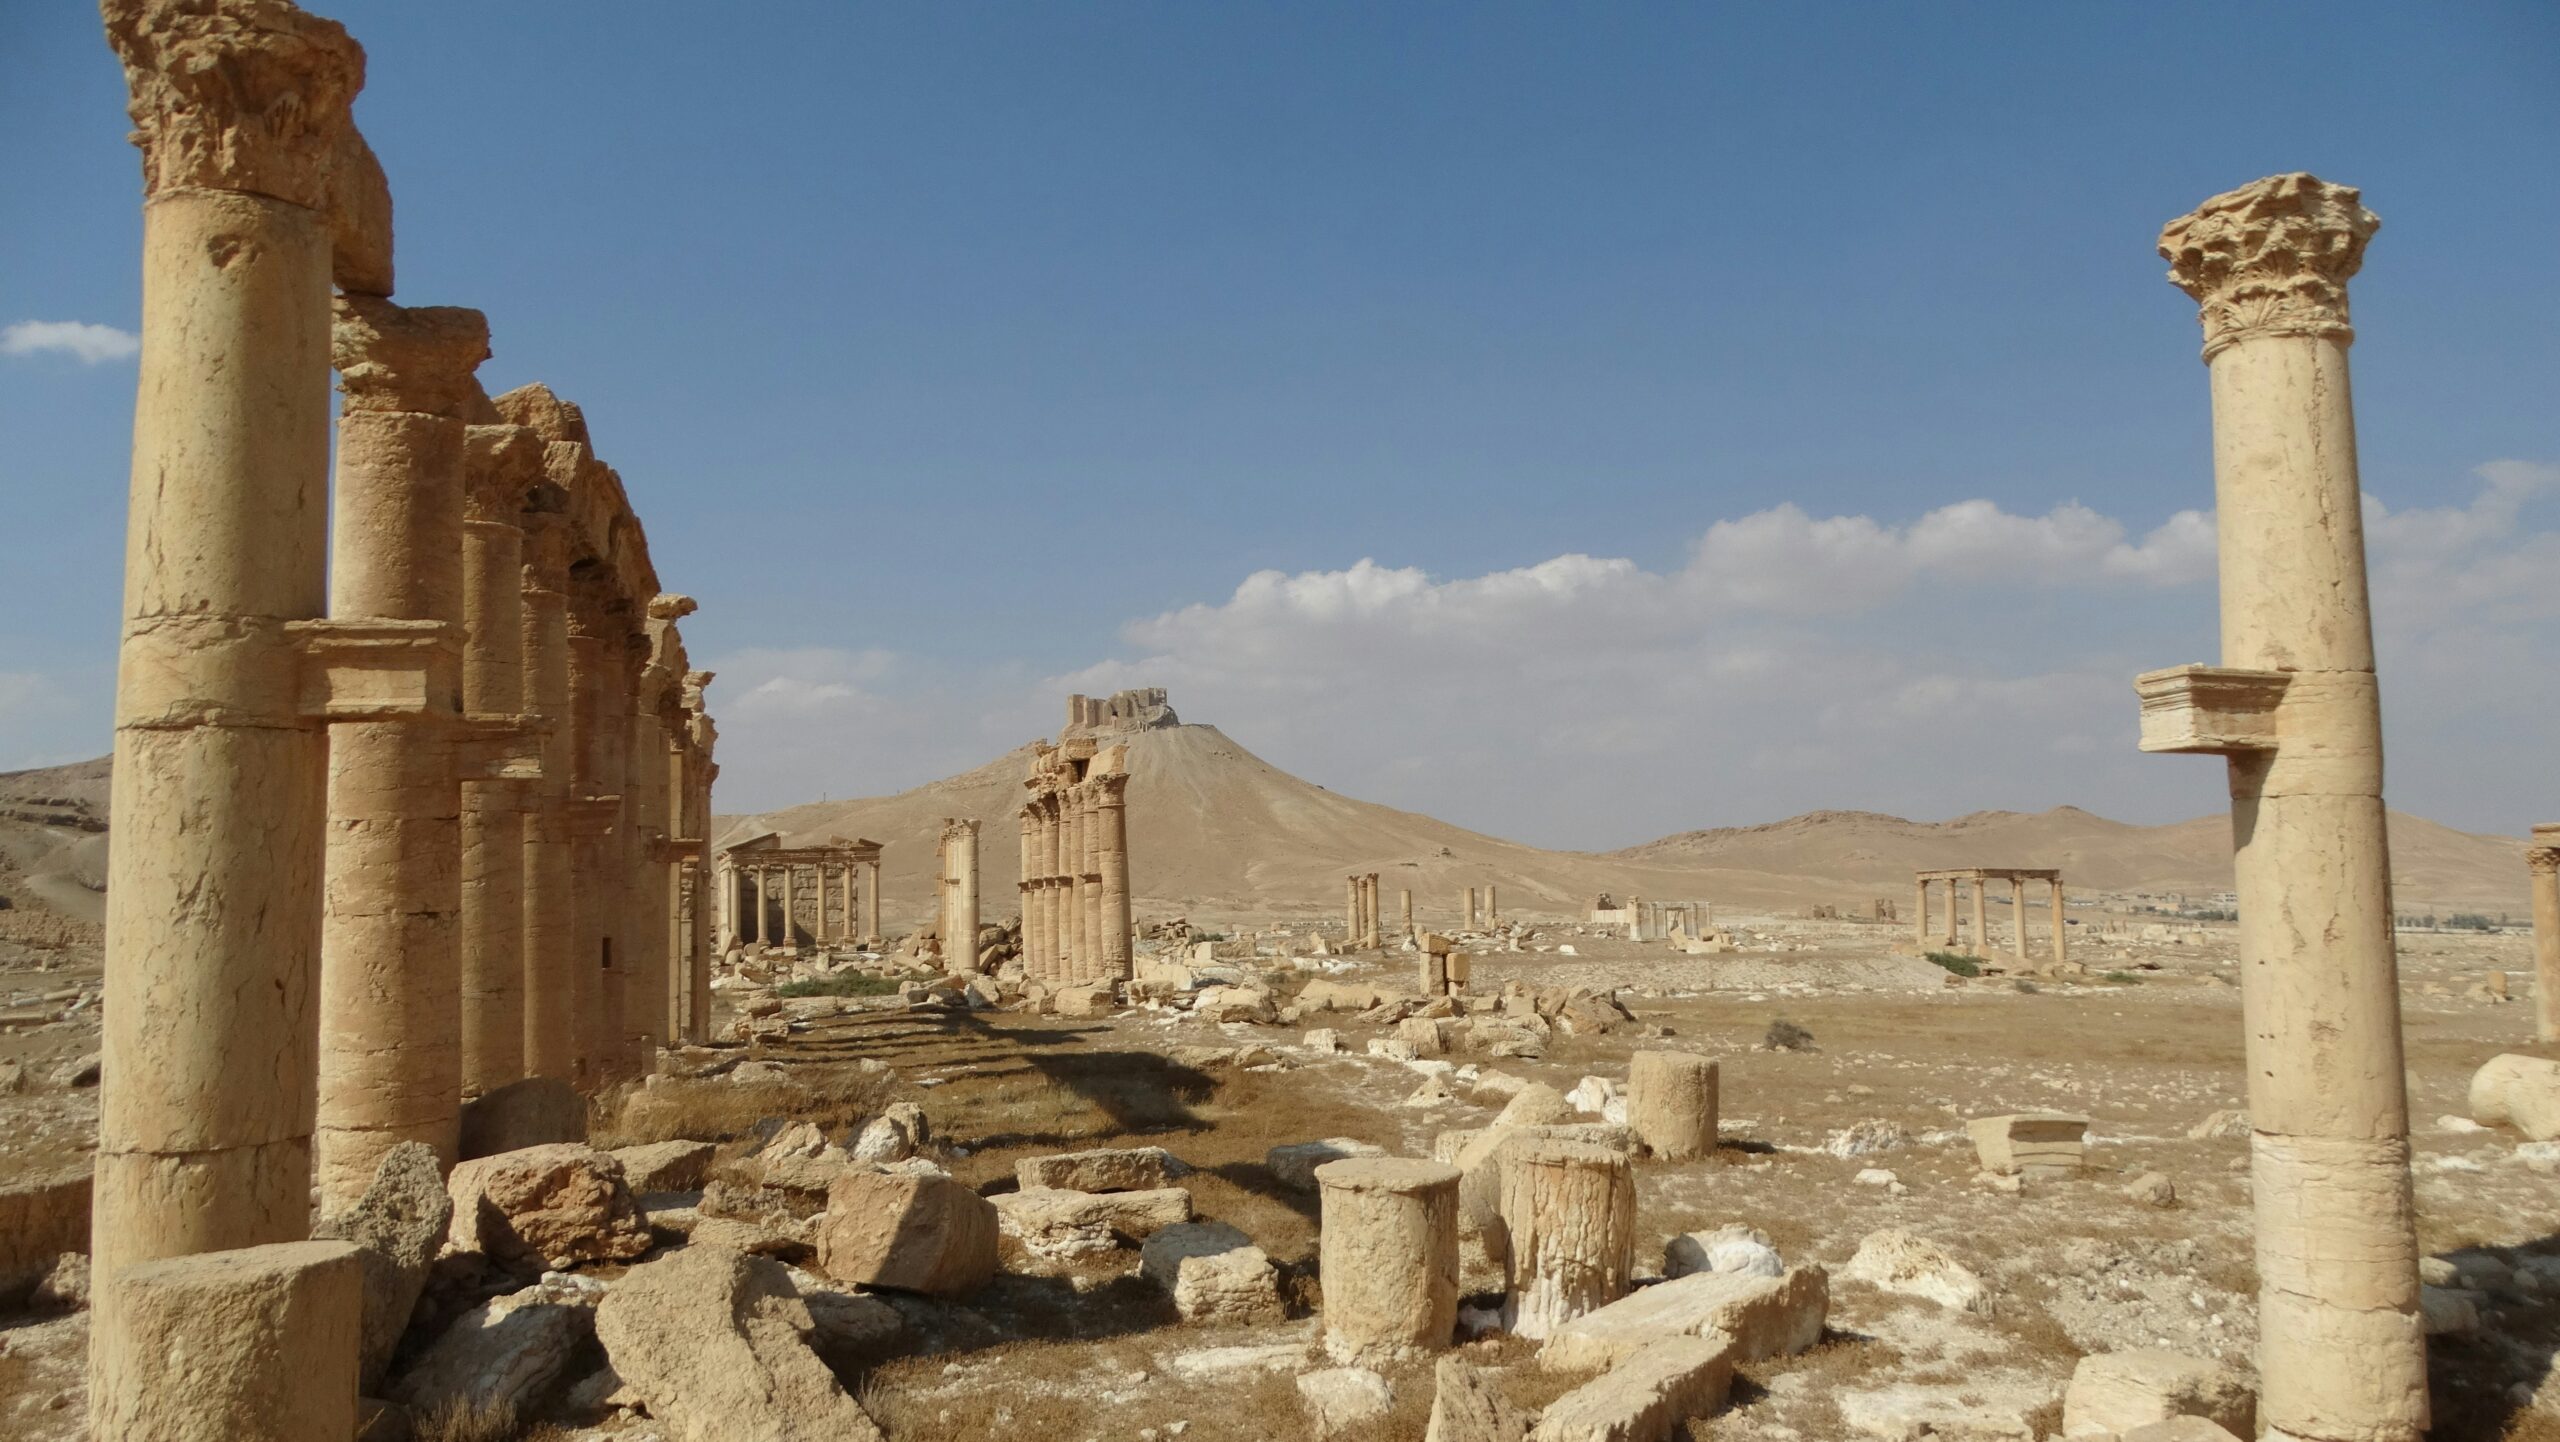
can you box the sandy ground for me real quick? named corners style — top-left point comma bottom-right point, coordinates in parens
top-left (3, 914), bottom-right (2555, 1440)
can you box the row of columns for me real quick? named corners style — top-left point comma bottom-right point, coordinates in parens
top-left (719, 856), bottom-right (879, 948)
top-left (1344, 872), bottom-right (1380, 948)
top-left (1911, 874), bottom-right (2067, 966)
top-left (1462, 885), bottom-right (1499, 929)
top-left (90, 5), bottom-right (715, 1434)
top-left (1018, 741), bottom-right (1133, 986)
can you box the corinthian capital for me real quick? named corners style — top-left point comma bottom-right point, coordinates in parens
top-left (102, 0), bottom-right (366, 210)
top-left (333, 295), bottom-right (490, 418)
top-left (2159, 173), bottom-right (2379, 362)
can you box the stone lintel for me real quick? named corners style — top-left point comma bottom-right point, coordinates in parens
top-left (288, 618), bottom-right (459, 721)
top-left (2134, 664), bottom-right (2290, 755)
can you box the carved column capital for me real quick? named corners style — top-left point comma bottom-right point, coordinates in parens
top-left (2530, 826), bottom-right (2560, 877)
top-left (102, 0), bottom-right (365, 209)
top-left (333, 295), bottom-right (489, 418)
top-left (464, 423), bottom-right (547, 523)
top-left (2160, 172), bottom-right (2378, 362)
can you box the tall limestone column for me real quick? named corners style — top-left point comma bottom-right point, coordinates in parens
top-left (458, 423), bottom-right (543, 1096)
top-left (2136, 174), bottom-right (2423, 1442)
top-left (2049, 878), bottom-right (2068, 965)
top-left (780, 863), bottom-right (798, 949)
top-left (1096, 772), bottom-right (1133, 981)
top-left (563, 590), bottom-right (617, 1088)
top-left (751, 866), bottom-right (769, 945)
top-left (1036, 798), bottom-right (1062, 981)
top-left (861, 858), bottom-right (882, 948)
top-left (1912, 879), bottom-right (1929, 948)
top-left (1400, 888), bottom-right (1414, 943)
top-left (1346, 876), bottom-right (1361, 944)
top-left (518, 513), bottom-right (577, 1080)
top-left (314, 296), bottom-right (490, 1209)
top-left (92, 0), bottom-right (364, 1379)
top-left (941, 819), bottom-right (982, 974)
top-left (1060, 789), bottom-right (1087, 980)
top-left (1081, 786), bottom-right (1105, 979)
top-left (1968, 877), bottom-right (1987, 958)
top-left (2010, 878), bottom-right (2029, 962)
top-left (1018, 807), bottom-right (1041, 977)
top-left (684, 683), bottom-right (717, 1042)
top-left (2533, 828), bottom-right (2560, 1043)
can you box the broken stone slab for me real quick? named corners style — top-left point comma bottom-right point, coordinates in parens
top-left (595, 1245), bottom-right (885, 1442)
top-left (458, 1076), bottom-right (586, 1159)
top-left (1269, 1137), bottom-right (1389, 1191)
top-left (1196, 985), bottom-right (1278, 1024)
top-left (1300, 1366), bottom-right (1394, 1437)
top-left (1399, 1016), bottom-right (1452, 1057)
top-left (1530, 1332), bottom-right (1735, 1442)
top-left (1843, 1229), bottom-right (1988, 1314)
top-left (1304, 1028), bottom-right (1344, 1054)
top-left (1541, 1266), bottom-right (1826, 1372)
top-left (2186, 1109), bottom-right (2250, 1140)
top-left (2470, 1054), bottom-right (2560, 1140)
top-left (814, 1169), bottom-right (998, 1297)
top-left (611, 1140), bottom-right (716, 1193)
top-left (1165, 1336), bottom-right (1318, 1381)
top-left (1968, 1114), bottom-right (2090, 1176)
top-left (1141, 1220), bottom-right (1285, 1324)
top-left (1426, 1356), bottom-right (1537, 1442)
top-left (1052, 982), bottom-right (1118, 1017)
top-left (0, 1168), bottom-right (91, 1303)
top-left (314, 1141), bottom-right (452, 1392)
top-left (993, 1186), bottom-right (1194, 1259)
top-left (445, 1144), bottom-right (653, 1273)
top-left (2060, 1349), bottom-right (2254, 1439)
top-left (1015, 1145), bottom-right (1191, 1194)
top-left (390, 1272), bottom-right (607, 1421)
top-left (1298, 979), bottom-right (1397, 1013)
top-left (1497, 1083), bottom-right (1579, 1128)
top-left (1837, 1378), bottom-right (2053, 1440)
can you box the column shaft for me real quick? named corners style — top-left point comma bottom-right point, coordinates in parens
top-left (2533, 838), bottom-right (2560, 1043)
top-left (1097, 778), bottom-right (1133, 981)
top-left (519, 537), bottom-right (576, 1081)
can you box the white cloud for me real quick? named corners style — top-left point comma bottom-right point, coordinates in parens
top-left (1, 320), bottom-right (140, 365)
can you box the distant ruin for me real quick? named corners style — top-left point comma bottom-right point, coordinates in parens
top-left (1062, 687), bottom-right (1178, 738)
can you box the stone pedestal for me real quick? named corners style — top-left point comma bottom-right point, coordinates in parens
top-left (91, 1240), bottom-right (365, 1442)
top-left (1497, 1139), bottom-right (1634, 1338)
top-left (1627, 1051), bottom-right (1718, 1161)
top-left (1316, 1158), bottom-right (1461, 1365)
top-left (2138, 173), bottom-right (2424, 1442)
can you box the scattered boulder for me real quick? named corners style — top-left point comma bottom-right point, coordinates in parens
top-left (2061, 1349), bottom-right (2254, 1440)
top-left (1823, 1120), bottom-right (1910, 1158)
top-left (445, 1144), bottom-right (652, 1273)
top-left (1053, 982), bottom-right (1118, 1017)
top-left (1843, 1229), bottom-right (1988, 1314)
top-left (0, 1169), bottom-right (92, 1302)
top-left (813, 1169), bottom-right (998, 1296)
top-left (458, 1077), bottom-right (585, 1159)
top-left (1299, 1366), bottom-right (1394, 1437)
top-left (1197, 985), bottom-right (1278, 1024)
top-left (1016, 1146), bottom-right (1190, 1194)
top-left (849, 1115), bottom-right (917, 1164)
top-left (1497, 1083), bottom-right (1578, 1129)
top-left (51, 1052), bottom-right (101, 1088)
top-left (391, 1272), bottom-right (607, 1421)
top-left (1305, 1028), bottom-right (1344, 1054)
top-left (993, 1186), bottom-right (1193, 1260)
top-left (1968, 1114), bottom-right (2089, 1176)
top-left (610, 1140), bottom-right (716, 1194)
top-left (1531, 1333), bottom-right (1735, 1442)
top-left (1269, 1138), bottom-right (1389, 1191)
top-left (595, 1245), bottom-right (884, 1442)
top-left (2470, 1054), bottom-right (2560, 1140)
top-left (1426, 1356), bottom-right (1536, 1442)
top-left (314, 1141), bottom-right (453, 1390)
top-left (1140, 1221), bottom-right (1285, 1324)
top-left (2186, 1110), bottom-right (2249, 1140)
top-left (2126, 1172), bottom-right (2177, 1208)
top-left (1542, 1267), bottom-right (1827, 1372)
top-left (1663, 1226), bottom-right (1783, 1281)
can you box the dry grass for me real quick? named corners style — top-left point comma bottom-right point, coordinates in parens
top-left (412, 1398), bottom-right (519, 1442)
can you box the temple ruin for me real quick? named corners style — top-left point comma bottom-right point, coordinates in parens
top-left (1912, 868), bottom-right (2067, 965)
top-left (716, 834), bottom-right (883, 950)
top-left (1017, 705), bottom-right (1136, 987)
top-left (87, 3), bottom-right (717, 1430)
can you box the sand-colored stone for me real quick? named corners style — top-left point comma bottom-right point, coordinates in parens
top-left (1016, 1145), bottom-right (1189, 1193)
top-left (1530, 1333), bottom-right (1735, 1442)
top-left (1270, 1137), bottom-right (1390, 1190)
top-left (91, 1239), bottom-right (364, 1442)
top-left (1499, 1139), bottom-right (1635, 1339)
top-left (1426, 1357), bottom-right (1537, 1442)
top-left (815, 1169), bottom-right (998, 1296)
top-left (2138, 172), bottom-right (2425, 1442)
top-left (1968, 1112), bottom-right (2090, 1176)
top-left (446, 1143), bottom-right (652, 1272)
top-left (2062, 1349), bottom-right (2255, 1440)
top-left (0, 1170), bottom-right (91, 1299)
top-left (1625, 1051), bottom-right (1718, 1161)
top-left (2532, 827), bottom-right (2560, 1043)
top-left (2469, 1053), bottom-right (2560, 1141)
top-left (595, 1244), bottom-right (885, 1442)
top-left (939, 817), bottom-right (981, 974)
top-left (1140, 1220), bottom-right (1285, 1323)
top-left (1542, 1266), bottom-right (1826, 1372)
top-left (312, 1141), bottom-right (451, 1391)
top-left (1316, 1157), bottom-right (1461, 1365)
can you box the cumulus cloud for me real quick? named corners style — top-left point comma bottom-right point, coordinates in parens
top-left (711, 469), bottom-right (2552, 844)
top-left (1, 320), bottom-right (139, 364)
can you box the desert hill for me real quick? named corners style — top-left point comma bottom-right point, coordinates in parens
top-left (0, 757), bottom-right (112, 932)
top-left (721, 720), bottom-right (2534, 927)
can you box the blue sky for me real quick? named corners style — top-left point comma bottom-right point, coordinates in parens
top-left (5, 2), bottom-right (2555, 847)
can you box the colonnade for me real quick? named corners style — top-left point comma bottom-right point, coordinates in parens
top-left (1911, 868), bottom-right (2066, 965)
top-left (1344, 872), bottom-right (1380, 948)
top-left (1019, 738), bottom-right (1133, 985)
top-left (717, 844), bottom-right (880, 950)
top-left (89, 4), bottom-right (715, 1433)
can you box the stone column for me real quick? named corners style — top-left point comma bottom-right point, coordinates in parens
top-left (2533, 829), bottom-right (2560, 1043)
top-left (751, 865), bottom-right (769, 947)
top-left (942, 819), bottom-right (982, 974)
top-left (2050, 879), bottom-right (2068, 965)
top-left (92, 0), bottom-right (363, 1386)
top-left (1316, 1158), bottom-right (1461, 1366)
top-left (458, 425), bottom-right (541, 1097)
top-left (1031, 801), bottom-right (1056, 982)
top-left (1016, 809), bottom-right (1038, 975)
top-left (2136, 174), bottom-right (2423, 1442)
top-left (861, 859), bottom-right (881, 948)
top-left (1487, 884), bottom-right (1499, 927)
top-left (2011, 878), bottom-right (2029, 961)
top-left (780, 862), bottom-right (798, 949)
top-left (518, 514), bottom-right (576, 1082)
top-left (1081, 788), bottom-right (1104, 980)
top-left (1968, 876), bottom-right (1988, 958)
top-left (1096, 774), bottom-right (1133, 981)
top-left (1913, 880), bottom-right (1930, 948)
top-left (1061, 790), bottom-right (1087, 979)
top-left (1347, 876), bottom-right (1362, 944)
top-left (1464, 887), bottom-right (1479, 931)
top-left (1401, 888), bottom-right (1415, 943)
top-left (1942, 879), bottom-right (1959, 946)
top-left (314, 296), bottom-right (488, 1210)
top-left (1626, 1051), bottom-right (1718, 1161)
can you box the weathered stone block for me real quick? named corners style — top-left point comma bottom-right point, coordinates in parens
top-left (595, 1245), bottom-right (884, 1442)
top-left (1140, 1221), bottom-right (1284, 1324)
top-left (1530, 1333), bottom-right (1735, 1442)
top-left (446, 1144), bottom-right (653, 1272)
top-left (458, 1076), bottom-right (585, 1158)
top-left (814, 1169), bottom-right (997, 1296)
top-left (314, 1141), bottom-right (452, 1391)
top-left (93, 1240), bottom-right (364, 1442)
top-left (1269, 1137), bottom-right (1388, 1191)
top-left (612, 1139), bottom-right (716, 1193)
top-left (1967, 1113), bottom-right (2090, 1176)
top-left (1542, 1267), bottom-right (1826, 1372)
top-left (1426, 1357), bottom-right (1536, 1442)
top-left (1015, 1145), bottom-right (1190, 1194)
top-left (0, 1167), bottom-right (90, 1300)
top-left (994, 1186), bottom-right (1193, 1259)
top-left (2061, 1349), bottom-right (2255, 1439)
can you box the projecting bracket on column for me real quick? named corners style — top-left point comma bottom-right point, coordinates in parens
top-left (568, 796), bottom-right (624, 836)
top-left (287, 618), bottom-right (461, 721)
top-left (2133, 665), bottom-right (2289, 756)
top-left (454, 712), bottom-right (547, 783)
top-left (658, 836), bottom-right (705, 864)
